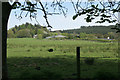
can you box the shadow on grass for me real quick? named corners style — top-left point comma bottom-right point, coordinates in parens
top-left (7, 55), bottom-right (119, 80)
top-left (80, 57), bottom-right (119, 80)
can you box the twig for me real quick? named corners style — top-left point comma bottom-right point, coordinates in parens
top-left (39, 1), bottom-right (52, 28)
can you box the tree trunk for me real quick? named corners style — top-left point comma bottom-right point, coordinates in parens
top-left (2, 2), bottom-right (12, 80)
top-left (0, 2), bottom-right (2, 80)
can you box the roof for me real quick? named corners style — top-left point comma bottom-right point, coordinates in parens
top-left (45, 35), bottom-right (66, 39)
top-left (55, 35), bottom-right (66, 38)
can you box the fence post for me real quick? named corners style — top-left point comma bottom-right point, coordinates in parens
top-left (76, 47), bottom-right (80, 79)
top-left (118, 8), bottom-right (120, 80)
top-left (0, 1), bottom-right (2, 80)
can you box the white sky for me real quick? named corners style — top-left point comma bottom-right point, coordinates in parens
top-left (7, 1), bottom-right (116, 31)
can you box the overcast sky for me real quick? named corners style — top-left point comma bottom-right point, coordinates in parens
top-left (8, 1), bottom-right (116, 31)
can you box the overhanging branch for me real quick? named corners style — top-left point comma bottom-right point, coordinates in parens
top-left (39, 1), bottom-right (52, 28)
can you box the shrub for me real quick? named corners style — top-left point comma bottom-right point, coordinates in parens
top-left (37, 34), bottom-right (43, 39)
top-left (7, 29), bottom-right (15, 38)
top-left (42, 34), bottom-right (50, 38)
top-left (16, 29), bottom-right (32, 38)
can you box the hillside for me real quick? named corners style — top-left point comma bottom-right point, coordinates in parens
top-left (61, 25), bottom-right (117, 34)
top-left (7, 22), bottom-right (50, 38)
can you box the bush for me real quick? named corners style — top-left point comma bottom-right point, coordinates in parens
top-left (16, 29), bottom-right (32, 38)
top-left (80, 33), bottom-right (87, 38)
top-left (42, 34), bottom-right (50, 38)
top-left (37, 34), bottom-right (43, 39)
top-left (7, 29), bottom-right (15, 38)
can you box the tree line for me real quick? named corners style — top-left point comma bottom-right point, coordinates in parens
top-left (61, 25), bottom-right (119, 39)
top-left (7, 22), bottom-right (50, 38)
top-left (8, 23), bottom-right (119, 40)
top-left (7, 23), bottom-right (118, 39)
top-left (61, 25), bottom-right (117, 34)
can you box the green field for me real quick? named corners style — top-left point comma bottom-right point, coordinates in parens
top-left (7, 38), bottom-right (119, 79)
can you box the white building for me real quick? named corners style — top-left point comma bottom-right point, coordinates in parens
top-left (45, 35), bottom-right (66, 39)
top-left (107, 37), bottom-right (110, 40)
top-left (33, 34), bottom-right (37, 38)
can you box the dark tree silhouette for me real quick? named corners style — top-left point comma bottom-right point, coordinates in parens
top-left (71, 1), bottom-right (120, 32)
top-left (1, 1), bottom-right (67, 79)
top-left (2, 2), bottom-right (12, 80)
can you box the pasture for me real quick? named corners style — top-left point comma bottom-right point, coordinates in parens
top-left (7, 38), bottom-right (119, 79)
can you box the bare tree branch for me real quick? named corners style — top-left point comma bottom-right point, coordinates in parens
top-left (39, 1), bottom-right (52, 28)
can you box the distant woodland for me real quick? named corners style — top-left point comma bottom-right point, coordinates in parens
top-left (8, 23), bottom-right (119, 40)
top-left (61, 25), bottom-right (116, 34)
top-left (7, 22), bottom-right (50, 39)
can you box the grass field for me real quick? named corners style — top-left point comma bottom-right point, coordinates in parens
top-left (7, 38), bottom-right (119, 79)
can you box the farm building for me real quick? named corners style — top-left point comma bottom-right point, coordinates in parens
top-left (45, 35), bottom-right (66, 39)
top-left (33, 34), bottom-right (37, 38)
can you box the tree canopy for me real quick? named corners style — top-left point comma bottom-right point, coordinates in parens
top-left (7, 22), bottom-right (50, 38)
top-left (4, 0), bottom-right (120, 32)
top-left (61, 25), bottom-right (117, 34)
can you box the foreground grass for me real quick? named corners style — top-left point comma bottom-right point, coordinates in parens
top-left (7, 38), bottom-right (119, 79)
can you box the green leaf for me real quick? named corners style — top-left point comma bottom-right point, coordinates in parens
top-left (21, 8), bottom-right (26, 10)
top-left (100, 17), bottom-right (103, 20)
top-left (21, 5), bottom-right (24, 7)
top-left (96, 21), bottom-right (103, 23)
top-left (78, 11), bottom-right (86, 16)
top-left (112, 9), bottom-right (118, 13)
top-left (96, 4), bottom-right (98, 7)
top-left (90, 11), bottom-right (94, 14)
top-left (30, 9), bottom-right (37, 13)
top-left (101, 9), bottom-right (105, 13)
top-left (17, 2), bottom-right (21, 6)
top-left (101, 14), bottom-right (111, 18)
top-left (87, 9), bottom-right (94, 13)
top-left (91, 5), bottom-right (96, 8)
top-left (26, 2), bottom-right (33, 6)
top-left (86, 16), bottom-right (91, 22)
top-left (73, 14), bottom-right (78, 20)
top-left (91, 17), bottom-right (95, 20)
top-left (112, 20), bottom-right (117, 22)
